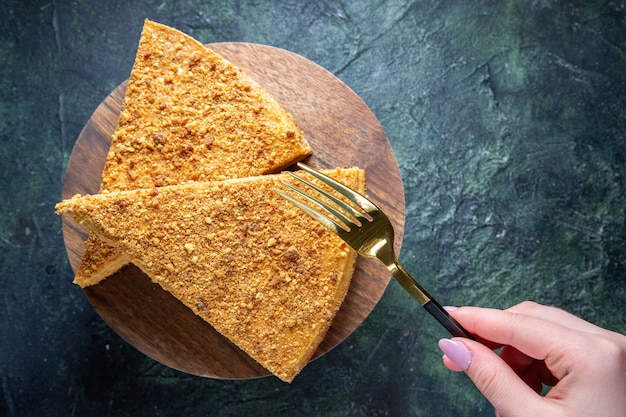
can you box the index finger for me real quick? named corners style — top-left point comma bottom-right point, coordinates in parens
top-left (450, 306), bottom-right (585, 379)
top-left (506, 301), bottom-right (609, 336)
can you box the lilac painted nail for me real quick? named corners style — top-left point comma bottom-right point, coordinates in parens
top-left (438, 339), bottom-right (472, 371)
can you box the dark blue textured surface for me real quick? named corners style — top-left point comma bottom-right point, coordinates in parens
top-left (1, 1), bottom-right (624, 415)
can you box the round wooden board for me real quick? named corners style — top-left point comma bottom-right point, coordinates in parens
top-left (61, 43), bottom-right (405, 380)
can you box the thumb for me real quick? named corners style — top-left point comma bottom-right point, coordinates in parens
top-left (439, 338), bottom-right (554, 417)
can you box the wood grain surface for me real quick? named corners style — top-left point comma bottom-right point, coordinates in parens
top-left (60, 43), bottom-right (405, 380)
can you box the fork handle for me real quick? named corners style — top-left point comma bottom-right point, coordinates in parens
top-left (423, 298), bottom-right (475, 340)
top-left (390, 262), bottom-right (475, 339)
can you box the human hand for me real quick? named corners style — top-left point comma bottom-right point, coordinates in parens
top-left (438, 301), bottom-right (626, 417)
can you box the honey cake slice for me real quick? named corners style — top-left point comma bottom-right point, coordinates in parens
top-left (74, 19), bottom-right (311, 287)
top-left (57, 168), bottom-right (364, 382)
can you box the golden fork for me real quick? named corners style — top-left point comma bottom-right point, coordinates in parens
top-left (276, 163), bottom-right (473, 339)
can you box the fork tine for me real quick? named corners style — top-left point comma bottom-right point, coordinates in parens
top-left (274, 188), bottom-right (350, 238)
top-left (280, 181), bottom-right (356, 230)
top-left (296, 163), bottom-right (377, 215)
top-left (286, 172), bottom-right (368, 225)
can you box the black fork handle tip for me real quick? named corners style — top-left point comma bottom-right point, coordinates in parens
top-left (423, 300), bottom-right (475, 340)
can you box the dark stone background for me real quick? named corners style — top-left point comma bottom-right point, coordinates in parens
top-left (1, 1), bottom-right (624, 416)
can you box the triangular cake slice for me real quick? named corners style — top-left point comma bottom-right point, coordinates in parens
top-left (57, 168), bottom-right (364, 382)
top-left (101, 19), bottom-right (311, 190)
top-left (75, 19), bottom-right (312, 287)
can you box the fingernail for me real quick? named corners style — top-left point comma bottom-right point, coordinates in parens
top-left (438, 339), bottom-right (472, 371)
top-left (444, 306), bottom-right (459, 312)
top-left (495, 410), bottom-right (502, 417)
